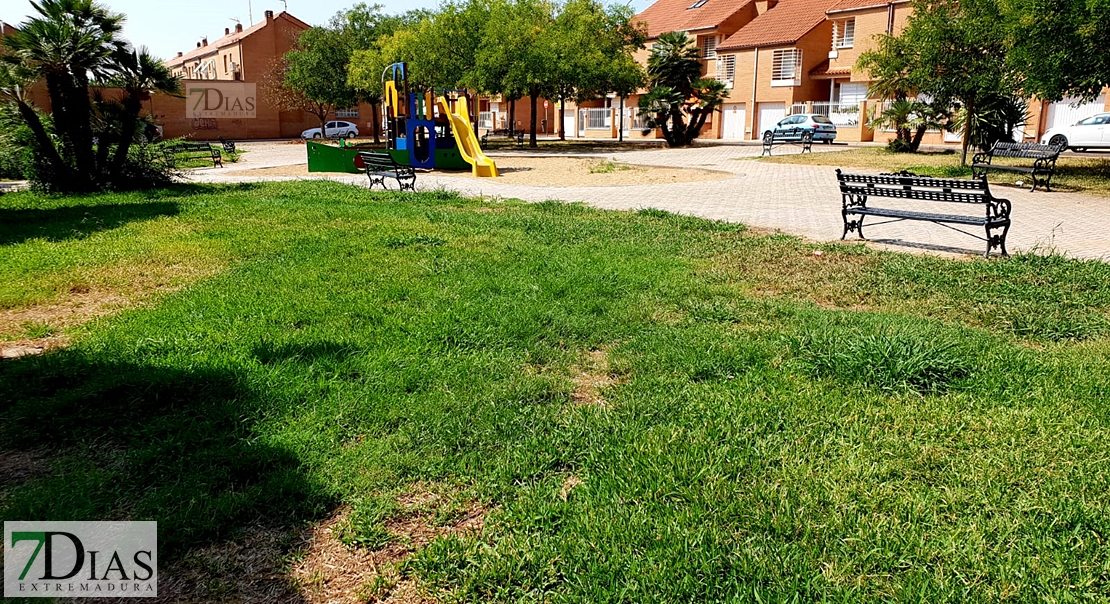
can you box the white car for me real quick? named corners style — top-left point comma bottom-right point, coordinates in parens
top-left (301, 121), bottom-right (359, 139)
top-left (1041, 112), bottom-right (1110, 151)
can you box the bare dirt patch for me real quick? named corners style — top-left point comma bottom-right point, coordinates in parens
top-left (151, 485), bottom-right (486, 604)
top-left (571, 348), bottom-right (622, 407)
top-left (235, 157), bottom-right (729, 187)
top-left (291, 486), bottom-right (486, 604)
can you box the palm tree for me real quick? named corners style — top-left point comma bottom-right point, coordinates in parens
top-left (638, 31), bottom-right (727, 147)
top-left (106, 46), bottom-right (181, 180)
top-left (5, 0), bottom-right (124, 190)
top-left (0, 60), bottom-right (67, 179)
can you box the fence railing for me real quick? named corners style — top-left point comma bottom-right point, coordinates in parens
top-left (478, 111), bottom-right (494, 129)
top-left (787, 101), bottom-right (861, 126)
top-left (585, 108), bottom-right (611, 130)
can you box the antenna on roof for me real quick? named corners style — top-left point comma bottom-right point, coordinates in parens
top-left (281, 0), bottom-right (288, 11)
top-left (248, 0), bottom-right (254, 25)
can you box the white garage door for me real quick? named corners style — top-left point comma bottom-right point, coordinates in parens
top-left (838, 83), bottom-right (869, 106)
top-left (564, 114), bottom-right (575, 138)
top-left (758, 103), bottom-right (786, 139)
top-left (721, 103), bottom-right (746, 139)
top-left (1047, 96), bottom-right (1107, 130)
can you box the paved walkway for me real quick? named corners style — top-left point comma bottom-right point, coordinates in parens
top-left (192, 142), bottom-right (1110, 261)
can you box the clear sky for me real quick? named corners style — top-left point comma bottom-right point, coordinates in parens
top-left (0, 0), bottom-right (654, 62)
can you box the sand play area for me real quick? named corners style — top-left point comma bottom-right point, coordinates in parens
top-left (235, 156), bottom-right (731, 187)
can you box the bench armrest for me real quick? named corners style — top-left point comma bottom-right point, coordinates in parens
top-left (972, 152), bottom-right (990, 165)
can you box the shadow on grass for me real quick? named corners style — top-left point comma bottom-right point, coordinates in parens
top-left (0, 347), bottom-right (336, 564)
top-left (0, 202), bottom-right (180, 246)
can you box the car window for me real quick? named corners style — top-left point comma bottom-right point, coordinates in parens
top-left (813, 116), bottom-right (833, 124)
top-left (326, 122), bottom-right (337, 128)
top-left (1095, 116), bottom-right (1110, 125)
top-left (1078, 115), bottom-right (1105, 126)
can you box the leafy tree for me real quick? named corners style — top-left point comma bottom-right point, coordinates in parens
top-left (478, 0), bottom-right (554, 148)
top-left (282, 26), bottom-right (359, 138)
top-left (858, 0), bottom-right (1019, 165)
top-left (1001, 0), bottom-right (1110, 102)
top-left (336, 4), bottom-right (416, 142)
top-left (546, 0), bottom-right (645, 141)
top-left (637, 31), bottom-right (726, 148)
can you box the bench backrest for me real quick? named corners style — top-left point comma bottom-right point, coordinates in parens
top-left (990, 141), bottom-right (1062, 159)
top-left (357, 151), bottom-right (398, 170)
top-left (837, 170), bottom-right (991, 204)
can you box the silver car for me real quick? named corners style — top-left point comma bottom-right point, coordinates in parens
top-left (764, 114), bottom-right (838, 144)
top-left (301, 121), bottom-right (359, 139)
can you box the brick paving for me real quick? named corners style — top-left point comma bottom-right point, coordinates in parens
top-left (195, 142), bottom-right (1110, 261)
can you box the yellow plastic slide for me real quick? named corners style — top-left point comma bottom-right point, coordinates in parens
top-left (436, 96), bottom-right (499, 178)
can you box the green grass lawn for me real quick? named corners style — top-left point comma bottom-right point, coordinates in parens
top-left (2, 182), bottom-right (1110, 601)
top-left (761, 146), bottom-right (1110, 196)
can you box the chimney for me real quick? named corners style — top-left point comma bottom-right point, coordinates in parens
top-left (265, 10), bottom-right (274, 20)
top-left (235, 23), bottom-right (243, 33)
top-left (177, 51), bottom-right (183, 57)
top-left (201, 37), bottom-right (208, 46)
top-left (196, 42), bottom-right (201, 48)
top-left (225, 27), bottom-right (230, 35)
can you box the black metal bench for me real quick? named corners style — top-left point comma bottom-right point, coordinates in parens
top-left (218, 137), bottom-right (236, 154)
top-left (480, 130), bottom-right (524, 149)
top-left (357, 151), bottom-right (416, 191)
top-left (971, 141), bottom-right (1064, 192)
top-left (162, 142), bottom-right (222, 168)
top-left (838, 169), bottom-right (1012, 257)
top-left (761, 128), bottom-right (813, 156)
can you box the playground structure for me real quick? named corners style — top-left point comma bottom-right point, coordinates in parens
top-left (382, 63), bottom-right (498, 178)
top-left (306, 62), bottom-right (498, 177)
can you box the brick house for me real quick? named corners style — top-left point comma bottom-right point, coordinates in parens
top-left (561, 0), bottom-right (760, 139)
top-left (715, 0), bottom-right (840, 141)
top-left (157, 10), bottom-right (383, 141)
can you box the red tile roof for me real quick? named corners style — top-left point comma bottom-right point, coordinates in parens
top-left (635, 0), bottom-right (755, 39)
top-left (718, 0), bottom-right (840, 50)
top-left (826, 0), bottom-right (908, 13)
top-left (809, 59), bottom-right (853, 78)
top-left (164, 12), bottom-right (309, 67)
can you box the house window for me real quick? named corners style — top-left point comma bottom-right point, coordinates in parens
top-left (834, 18), bottom-right (855, 48)
top-left (715, 55), bottom-right (735, 85)
top-left (223, 55), bottom-right (228, 73)
top-left (771, 49), bottom-right (802, 86)
top-left (702, 36), bottom-right (717, 59)
top-left (336, 107), bottom-right (360, 118)
top-left (687, 0), bottom-right (709, 8)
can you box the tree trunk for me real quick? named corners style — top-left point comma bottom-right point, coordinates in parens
top-left (509, 98), bottom-right (516, 135)
top-left (15, 100), bottom-right (68, 187)
top-left (529, 89), bottom-right (539, 148)
top-left (109, 94), bottom-right (143, 182)
top-left (559, 98), bottom-right (566, 141)
top-left (960, 98), bottom-right (973, 167)
top-left (618, 96), bottom-right (624, 143)
top-left (910, 126), bottom-right (927, 152)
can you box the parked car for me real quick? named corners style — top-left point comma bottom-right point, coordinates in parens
top-left (1041, 112), bottom-right (1110, 152)
top-left (763, 114), bottom-right (837, 143)
top-left (301, 121), bottom-right (359, 139)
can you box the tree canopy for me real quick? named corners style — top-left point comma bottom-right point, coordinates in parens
top-left (637, 31), bottom-right (726, 148)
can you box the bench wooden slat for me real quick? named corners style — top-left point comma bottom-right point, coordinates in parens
top-left (837, 169), bottom-right (1011, 257)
